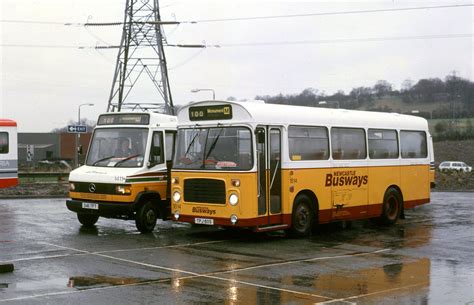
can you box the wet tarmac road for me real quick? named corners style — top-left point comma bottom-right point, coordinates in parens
top-left (0, 192), bottom-right (473, 304)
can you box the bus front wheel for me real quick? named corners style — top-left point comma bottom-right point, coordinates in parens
top-left (77, 214), bottom-right (99, 227)
top-left (380, 188), bottom-right (402, 225)
top-left (289, 195), bottom-right (314, 237)
top-left (135, 201), bottom-right (158, 233)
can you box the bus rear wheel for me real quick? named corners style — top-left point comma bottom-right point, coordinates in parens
top-left (380, 188), bottom-right (402, 225)
top-left (77, 214), bottom-right (99, 227)
top-left (135, 201), bottom-right (158, 233)
top-left (289, 195), bottom-right (314, 237)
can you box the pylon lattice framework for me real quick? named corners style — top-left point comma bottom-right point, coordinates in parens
top-left (107, 0), bottom-right (174, 114)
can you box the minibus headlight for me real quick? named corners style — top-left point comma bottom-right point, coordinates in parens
top-left (173, 191), bottom-right (181, 202)
top-left (229, 193), bottom-right (239, 206)
top-left (69, 183), bottom-right (75, 191)
top-left (116, 185), bottom-right (131, 195)
top-left (230, 214), bottom-right (238, 225)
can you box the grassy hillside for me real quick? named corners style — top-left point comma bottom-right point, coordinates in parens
top-left (360, 96), bottom-right (450, 114)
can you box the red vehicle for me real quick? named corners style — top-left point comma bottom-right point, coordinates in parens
top-left (0, 119), bottom-right (18, 188)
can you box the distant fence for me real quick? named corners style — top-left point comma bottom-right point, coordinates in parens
top-left (19, 172), bottom-right (69, 184)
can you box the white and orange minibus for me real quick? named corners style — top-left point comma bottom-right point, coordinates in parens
top-left (171, 101), bottom-right (435, 236)
top-left (67, 112), bottom-right (177, 233)
top-left (0, 119), bottom-right (18, 188)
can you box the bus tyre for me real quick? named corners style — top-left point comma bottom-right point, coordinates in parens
top-left (135, 201), bottom-right (158, 233)
top-left (289, 195), bottom-right (314, 237)
top-left (77, 214), bottom-right (99, 227)
top-left (380, 188), bottom-right (402, 225)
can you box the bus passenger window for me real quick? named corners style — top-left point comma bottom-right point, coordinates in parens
top-left (0, 133), bottom-right (8, 154)
top-left (368, 129), bottom-right (398, 159)
top-left (288, 126), bottom-right (329, 161)
top-left (400, 131), bottom-right (427, 158)
top-left (331, 128), bottom-right (366, 160)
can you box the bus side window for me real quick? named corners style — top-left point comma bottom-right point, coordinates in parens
top-left (150, 131), bottom-right (164, 166)
top-left (0, 132), bottom-right (8, 154)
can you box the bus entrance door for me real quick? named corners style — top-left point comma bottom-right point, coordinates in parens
top-left (256, 126), bottom-right (283, 227)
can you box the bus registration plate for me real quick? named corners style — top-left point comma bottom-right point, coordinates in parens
top-left (195, 218), bottom-right (214, 225)
top-left (82, 202), bottom-right (99, 210)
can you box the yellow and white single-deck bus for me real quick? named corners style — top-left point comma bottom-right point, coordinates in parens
top-left (171, 101), bottom-right (434, 236)
top-left (0, 119), bottom-right (18, 188)
top-left (67, 112), bottom-right (177, 233)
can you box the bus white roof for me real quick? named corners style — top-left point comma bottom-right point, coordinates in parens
top-left (177, 100), bottom-right (429, 131)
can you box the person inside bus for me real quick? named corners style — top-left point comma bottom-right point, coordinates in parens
top-left (115, 138), bottom-right (135, 157)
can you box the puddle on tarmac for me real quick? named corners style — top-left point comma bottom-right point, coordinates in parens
top-left (67, 275), bottom-right (144, 289)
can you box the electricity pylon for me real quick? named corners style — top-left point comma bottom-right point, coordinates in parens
top-left (106, 0), bottom-right (174, 114)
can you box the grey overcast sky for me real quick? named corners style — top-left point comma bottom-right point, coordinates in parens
top-left (1, 0), bottom-right (473, 132)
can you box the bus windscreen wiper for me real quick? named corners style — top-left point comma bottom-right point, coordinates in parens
top-left (203, 127), bottom-right (223, 162)
top-left (184, 127), bottom-right (200, 156)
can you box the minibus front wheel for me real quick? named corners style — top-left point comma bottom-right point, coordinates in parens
top-left (77, 214), bottom-right (99, 227)
top-left (135, 201), bottom-right (158, 233)
top-left (289, 194), bottom-right (314, 237)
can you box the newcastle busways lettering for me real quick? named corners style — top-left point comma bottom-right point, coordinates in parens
top-left (325, 171), bottom-right (368, 187)
top-left (192, 207), bottom-right (216, 215)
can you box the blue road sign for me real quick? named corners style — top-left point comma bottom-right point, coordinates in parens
top-left (67, 125), bottom-right (87, 133)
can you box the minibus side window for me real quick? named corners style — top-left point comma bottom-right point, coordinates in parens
top-left (0, 133), bottom-right (8, 154)
top-left (150, 131), bottom-right (164, 166)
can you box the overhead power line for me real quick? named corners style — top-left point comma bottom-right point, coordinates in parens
top-left (214, 33), bottom-right (474, 47)
top-left (1, 3), bottom-right (472, 26)
top-left (1, 33), bottom-right (472, 49)
top-left (186, 3), bottom-right (474, 23)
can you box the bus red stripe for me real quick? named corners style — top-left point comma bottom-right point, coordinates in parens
top-left (0, 178), bottom-right (18, 188)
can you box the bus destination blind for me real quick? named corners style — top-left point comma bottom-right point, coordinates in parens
top-left (189, 105), bottom-right (233, 121)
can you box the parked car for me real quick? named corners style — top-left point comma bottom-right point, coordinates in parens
top-left (439, 161), bottom-right (472, 173)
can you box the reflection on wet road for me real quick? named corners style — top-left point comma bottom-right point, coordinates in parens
top-left (0, 192), bottom-right (473, 304)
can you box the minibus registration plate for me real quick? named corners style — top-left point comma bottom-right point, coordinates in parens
top-left (82, 202), bottom-right (99, 210)
top-left (194, 218), bottom-right (214, 225)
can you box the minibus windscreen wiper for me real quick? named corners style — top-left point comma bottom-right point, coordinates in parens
top-left (92, 156), bottom-right (115, 166)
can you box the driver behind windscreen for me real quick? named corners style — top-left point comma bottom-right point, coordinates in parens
top-left (115, 138), bottom-right (134, 157)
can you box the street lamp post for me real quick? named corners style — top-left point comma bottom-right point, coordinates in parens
top-left (191, 88), bottom-right (215, 100)
top-left (76, 103), bottom-right (94, 167)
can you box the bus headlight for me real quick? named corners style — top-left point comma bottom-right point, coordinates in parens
top-left (229, 193), bottom-right (239, 206)
top-left (174, 210), bottom-right (180, 220)
top-left (69, 183), bottom-right (75, 191)
top-left (173, 191), bottom-right (181, 202)
top-left (116, 185), bottom-right (131, 195)
top-left (230, 214), bottom-right (238, 225)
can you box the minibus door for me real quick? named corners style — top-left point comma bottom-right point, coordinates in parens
top-left (256, 126), bottom-right (283, 225)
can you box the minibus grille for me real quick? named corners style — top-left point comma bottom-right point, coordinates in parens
top-left (184, 179), bottom-right (226, 204)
